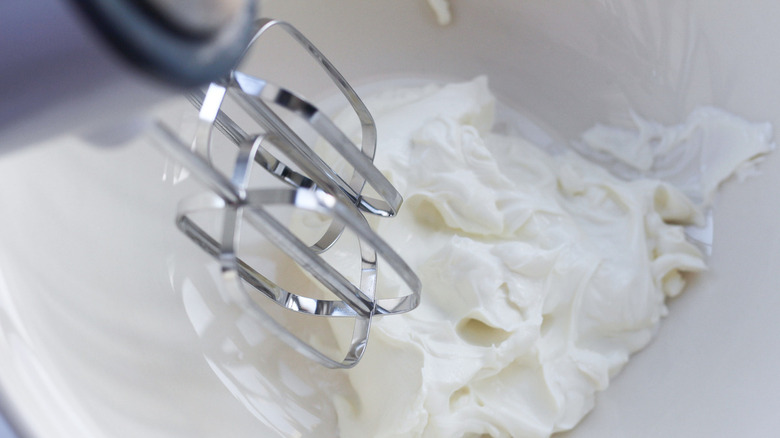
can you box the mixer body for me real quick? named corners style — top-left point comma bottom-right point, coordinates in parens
top-left (0, 0), bottom-right (256, 149)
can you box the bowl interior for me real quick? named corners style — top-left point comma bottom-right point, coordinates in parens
top-left (1, 0), bottom-right (780, 436)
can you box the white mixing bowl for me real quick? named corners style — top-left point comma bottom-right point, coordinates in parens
top-left (1, 0), bottom-right (778, 436)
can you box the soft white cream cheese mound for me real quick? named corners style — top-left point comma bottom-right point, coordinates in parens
top-left (580, 109), bottom-right (775, 205)
top-left (426, 0), bottom-right (452, 25)
top-left (324, 77), bottom-right (770, 438)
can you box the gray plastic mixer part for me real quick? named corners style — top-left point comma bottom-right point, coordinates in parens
top-left (0, 0), bottom-right (256, 150)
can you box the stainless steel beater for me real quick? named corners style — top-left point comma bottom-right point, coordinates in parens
top-left (151, 18), bottom-right (421, 368)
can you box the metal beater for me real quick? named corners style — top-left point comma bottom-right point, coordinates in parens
top-left (151, 18), bottom-right (421, 368)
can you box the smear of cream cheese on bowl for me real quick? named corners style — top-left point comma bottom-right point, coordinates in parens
top-left (287, 76), bottom-right (774, 437)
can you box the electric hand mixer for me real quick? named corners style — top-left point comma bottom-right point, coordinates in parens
top-left (0, 0), bottom-right (420, 369)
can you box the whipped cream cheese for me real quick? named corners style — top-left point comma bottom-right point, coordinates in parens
top-left (425, 0), bottom-right (452, 25)
top-left (320, 77), bottom-right (773, 437)
top-left (579, 108), bottom-right (775, 205)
